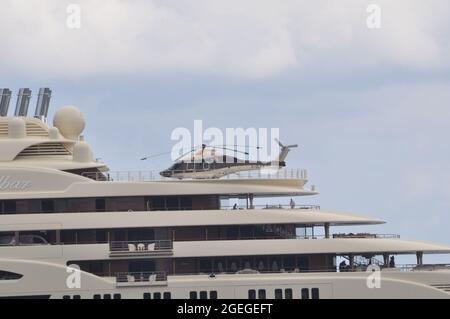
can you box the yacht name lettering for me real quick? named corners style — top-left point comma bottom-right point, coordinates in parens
top-left (0, 176), bottom-right (31, 191)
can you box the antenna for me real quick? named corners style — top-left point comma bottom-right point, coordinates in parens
top-left (0, 88), bottom-right (12, 116)
top-left (35, 87), bottom-right (52, 119)
top-left (14, 88), bottom-right (32, 116)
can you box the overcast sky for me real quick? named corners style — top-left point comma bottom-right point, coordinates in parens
top-left (1, 0), bottom-right (450, 262)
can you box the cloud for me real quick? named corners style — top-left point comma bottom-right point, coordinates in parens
top-left (0, 0), bottom-right (449, 79)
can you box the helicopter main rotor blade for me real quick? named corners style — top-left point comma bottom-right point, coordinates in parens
top-left (274, 138), bottom-right (284, 148)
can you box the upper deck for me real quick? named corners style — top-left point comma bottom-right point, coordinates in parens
top-left (0, 165), bottom-right (315, 200)
top-left (0, 106), bottom-right (316, 200)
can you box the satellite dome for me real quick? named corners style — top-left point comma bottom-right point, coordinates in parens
top-left (53, 105), bottom-right (85, 140)
top-left (8, 117), bottom-right (26, 138)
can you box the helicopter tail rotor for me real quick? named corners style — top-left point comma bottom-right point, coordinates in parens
top-left (274, 139), bottom-right (299, 163)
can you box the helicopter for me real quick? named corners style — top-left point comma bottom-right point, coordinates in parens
top-left (143, 139), bottom-right (298, 180)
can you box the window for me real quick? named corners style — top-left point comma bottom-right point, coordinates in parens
top-left (41, 200), bottom-right (55, 213)
top-left (163, 292), bottom-right (171, 299)
top-left (113, 294), bottom-right (121, 299)
top-left (274, 289), bottom-right (283, 299)
top-left (285, 289), bottom-right (293, 299)
top-left (93, 294), bottom-right (101, 299)
top-left (4, 201), bottom-right (16, 214)
top-left (95, 199), bottom-right (106, 212)
top-left (153, 292), bottom-right (161, 299)
top-left (258, 289), bottom-right (266, 299)
top-left (103, 294), bottom-right (111, 299)
top-left (143, 293), bottom-right (151, 299)
top-left (166, 197), bottom-right (179, 210)
top-left (73, 295), bottom-right (81, 299)
top-left (189, 291), bottom-right (197, 299)
top-left (95, 230), bottom-right (107, 243)
top-left (63, 295), bottom-right (71, 299)
top-left (301, 288), bottom-right (309, 299)
top-left (180, 197), bottom-right (193, 210)
top-left (248, 290), bottom-right (256, 299)
top-left (200, 291), bottom-right (208, 299)
top-left (0, 270), bottom-right (23, 280)
top-left (210, 291), bottom-right (218, 299)
top-left (312, 288), bottom-right (320, 299)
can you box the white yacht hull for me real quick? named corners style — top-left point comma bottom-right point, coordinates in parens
top-left (1, 259), bottom-right (450, 299)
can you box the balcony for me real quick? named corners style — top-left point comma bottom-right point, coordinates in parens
top-left (109, 240), bottom-right (174, 257)
top-left (115, 271), bottom-right (167, 287)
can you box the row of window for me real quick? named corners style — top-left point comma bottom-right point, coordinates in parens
top-left (248, 288), bottom-right (319, 299)
top-left (62, 293), bottom-right (121, 299)
top-left (189, 291), bottom-right (218, 299)
top-left (0, 195), bottom-right (217, 214)
top-left (60, 289), bottom-right (317, 299)
top-left (143, 292), bottom-right (171, 299)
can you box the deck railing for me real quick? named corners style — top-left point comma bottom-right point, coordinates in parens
top-left (222, 204), bottom-right (320, 210)
top-left (115, 271), bottom-right (167, 286)
top-left (95, 264), bottom-right (450, 283)
top-left (82, 168), bottom-right (308, 182)
top-left (332, 233), bottom-right (400, 239)
top-left (396, 264), bottom-right (450, 272)
top-left (109, 240), bottom-right (173, 256)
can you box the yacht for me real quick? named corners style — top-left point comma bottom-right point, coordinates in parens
top-left (1, 88), bottom-right (450, 299)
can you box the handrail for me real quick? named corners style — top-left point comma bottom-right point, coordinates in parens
top-left (223, 204), bottom-right (320, 210)
top-left (115, 271), bottom-right (167, 283)
top-left (109, 240), bottom-right (173, 252)
top-left (91, 264), bottom-right (450, 281)
top-left (397, 264), bottom-right (450, 272)
top-left (333, 233), bottom-right (400, 239)
top-left (81, 168), bottom-right (308, 182)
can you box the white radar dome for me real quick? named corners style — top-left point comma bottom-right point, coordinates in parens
top-left (8, 117), bottom-right (27, 138)
top-left (53, 105), bottom-right (86, 140)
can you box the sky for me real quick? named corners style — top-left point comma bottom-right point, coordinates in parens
top-left (1, 0), bottom-right (450, 263)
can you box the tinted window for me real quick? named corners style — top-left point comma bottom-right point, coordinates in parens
top-left (312, 288), bottom-right (320, 299)
top-left (258, 289), bottom-right (266, 299)
top-left (113, 294), bottom-right (121, 299)
top-left (0, 236), bottom-right (14, 245)
top-left (73, 295), bottom-right (81, 299)
top-left (33, 236), bottom-right (45, 244)
top-left (189, 291), bottom-right (197, 299)
top-left (143, 293), bottom-right (151, 299)
top-left (95, 199), bottom-right (106, 212)
top-left (41, 200), bottom-right (55, 213)
top-left (19, 236), bottom-right (33, 244)
top-left (210, 291), bottom-right (218, 299)
top-left (301, 288), bottom-right (309, 299)
top-left (248, 290), bottom-right (256, 299)
top-left (153, 292), bottom-right (161, 299)
top-left (63, 295), bottom-right (71, 299)
top-left (4, 201), bottom-right (16, 214)
top-left (285, 289), bottom-right (293, 299)
top-left (163, 292), bottom-right (171, 299)
top-left (199, 291), bottom-right (207, 299)
top-left (93, 294), bottom-right (101, 299)
top-left (103, 294), bottom-right (111, 299)
top-left (275, 289), bottom-right (283, 299)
